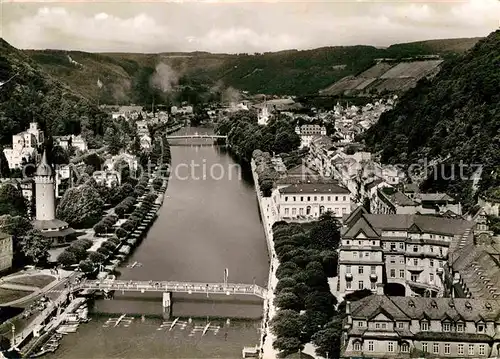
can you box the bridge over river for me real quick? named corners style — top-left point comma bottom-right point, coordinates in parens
top-left (75, 280), bottom-right (267, 299)
top-left (166, 133), bottom-right (227, 142)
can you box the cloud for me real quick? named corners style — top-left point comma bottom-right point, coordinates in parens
top-left (2, 1), bottom-right (499, 53)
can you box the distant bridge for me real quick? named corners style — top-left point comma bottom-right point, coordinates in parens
top-left (166, 133), bottom-right (227, 141)
top-left (74, 280), bottom-right (267, 299)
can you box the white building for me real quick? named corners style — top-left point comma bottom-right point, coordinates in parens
top-left (3, 122), bottom-right (44, 169)
top-left (171, 105), bottom-right (193, 115)
top-left (54, 134), bottom-right (88, 152)
top-left (135, 121), bottom-right (149, 137)
top-left (272, 182), bottom-right (351, 222)
top-left (93, 170), bottom-right (120, 188)
top-left (295, 124), bottom-right (327, 148)
top-left (257, 106), bottom-right (270, 126)
top-left (140, 134), bottom-right (152, 150)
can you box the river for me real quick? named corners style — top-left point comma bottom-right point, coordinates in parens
top-left (47, 127), bottom-right (269, 358)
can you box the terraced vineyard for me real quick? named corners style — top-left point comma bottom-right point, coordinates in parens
top-left (320, 59), bottom-right (443, 97)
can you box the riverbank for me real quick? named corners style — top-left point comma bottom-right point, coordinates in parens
top-left (251, 159), bottom-right (280, 359)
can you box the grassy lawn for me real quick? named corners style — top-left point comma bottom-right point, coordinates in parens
top-left (0, 288), bottom-right (33, 305)
top-left (6, 275), bottom-right (55, 288)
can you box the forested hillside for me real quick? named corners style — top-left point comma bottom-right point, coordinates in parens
top-left (24, 37), bottom-right (480, 103)
top-left (0, 39), bottom-right (108, 146)
top-left (363, 30), bottom-right (500, 207)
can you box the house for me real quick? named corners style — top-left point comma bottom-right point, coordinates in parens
top-left (478, 196), bottom-right (500, 217)
top-left (54, 134), bottom-right (88, 152)
top-left (337, 206), bottom-right (474, 297)
top-left (271, 182), bottom-right (351, 222)
top-left (135, 121), bottom-right (149, 137)
top-left (342, 295), bottom-right (500, 358)
top-left (140, 134), bottom-right (152, 150)
top-left (414, 193), bottom-right (462, 216)
top-left (295, 124), bottom-right (327, 149)
top-left (0, 232), bottom-right (13, 272)
top-left (257, 106), bottom-right (270, 126)
top-left (3, 122), bottom-right (44, 169)
top-left (93, 170), bottom-right (120, 188)
top-left (371, 187), bottom-right (418, 215)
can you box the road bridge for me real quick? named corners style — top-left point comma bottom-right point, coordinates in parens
top-left (74, 280), bottom-right (267, 299)
top-left (166, 133), bottom-right (227, 141)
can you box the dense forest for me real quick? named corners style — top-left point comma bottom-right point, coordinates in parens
top-left (23, 37), bottom-right (480, 103)
top-left (363, 30), bottom-right (500, 208)
top-left (0, 39), bottom-right (108, 147)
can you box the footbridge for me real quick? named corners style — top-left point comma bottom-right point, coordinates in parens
top-left (74, 280), bottom-right (267, 299)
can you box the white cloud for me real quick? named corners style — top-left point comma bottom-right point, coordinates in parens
top-left (2, 1), bottom-right (499, 53)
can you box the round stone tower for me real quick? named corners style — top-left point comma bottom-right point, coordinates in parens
top-left (34, 150), bottom-right (55, 221)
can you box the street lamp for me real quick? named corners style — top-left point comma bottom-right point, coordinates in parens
top-left (223, 268), bottom-right (228, 287)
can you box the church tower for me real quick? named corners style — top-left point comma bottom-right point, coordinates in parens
top-left (34, 150), bottom-right (55, 221)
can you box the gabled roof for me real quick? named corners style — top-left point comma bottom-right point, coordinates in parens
top-left (279, 183), bottom-right (350, 194)
top-left (343, 215), bottom-right (380, 239)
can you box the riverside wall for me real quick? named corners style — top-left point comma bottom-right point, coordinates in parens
top-left (251, 160), bottom-right (279, 359)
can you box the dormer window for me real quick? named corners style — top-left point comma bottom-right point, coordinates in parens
top-left (477, 324), bottom-right (485, 333)
top-left (443, 322), bottom-right (451, 332)
top-left (457, 323), bottom-right (464, 332)
top-left (420, 321), bottom-right (429, 331)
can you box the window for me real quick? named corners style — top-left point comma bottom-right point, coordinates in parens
top-left (364, 252), bottom-right (370, 257)
top-left (420, 321), bottom-right (429, 331)
top-left (300, 196), bottom-right (304, 201)
top-left (411, 274), bottom-right (419, 282)
top-left (401, 342), bottom-right (409, 353)
top-left (319, 206), bottom-right (325, 214)
top-left (468, 345), bottom-right (474, 355)
top-left (368, 341), bottom-right (374, 352)
top-left (292, 208), bottom-right (296, 215)
top-left (443, 323), bottom-right (451, 332)
top-left (390, 243), bottom-right (396, 252)
top-left (284, 196), bottom-right (288, 202)
top-left (433, 343), bottom-right (439, 354)
top-left (346, 265), bottom-right (351, 274)
top-left (357, 321), bottom-right (364, 327)
top-left (342, 208), bottom-right (347, 214)
top-left (346, 281), bottom-right (351, 289)
top-left (399, 269), bottom-right (405, 278)
top-left (444, 344), bottom-right (450, 355)
top-left (353, 252), bottom-right (358, 258)
top-left (306, 206), bottom-right (311, 215)
top-left (320, 196), bottom-right (324, 201)
top-left (413, 258), bottom-right (418, 266)
top-left (327, 196), bottom-right (331, 201)
top-left (390, 256), bottom-right (396, 264)
top-left (430, 246), bottom-right (434, 253)
top-left (479, 345), bottom-right (485, 355)
top-left (314, 196), bottom-right (317, 201)
top-left (293, 196), bottom-right (296, 201)
top-left (387, 342), bottom-right (394, 352)
top-left (307, 196), bottom-right (311, 201)
top-left (457, 323), bottom-right (464, 332)
top-left (398, 322), bottom-right (404, 329)
top-left (353, 342), bottom-right (361, 351)
top-left (343, 196), bottom-right (347, 201)
top-left (390, 269), bottom-right (395, 278)
top-left (371, 266), bottom-right (376, 274)
top-left (358, 281), bottom-right (364, 290)
top-left (399, 243), bottom-right (405, 250)
top-left (284, 208), bottom-right (289, 215)
top-left (370, 282), bottom-right (376, 290)
top-left (430, 273), bottom-right (434, 282)
top-left (375, 323), bottom-right (380, 329)
top-left (358, 266), bottom-right (364, 274)
top-left (335, 196), bottom-right (338, 201)
top-left (299, 208), bottom-right (304, 215)
top-left (422, 343), bottom-right (428, 353)
top-left (458, 344), bottom-right (464, 355)
top-left (478, 324), bottom-right (485, 333)
top-left (430, 259), bottom-right (434, 267)
top-left (413, 245), bottom-right (418, 252)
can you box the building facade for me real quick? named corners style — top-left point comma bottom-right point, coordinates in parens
top-left (0, 232), bottom-right (13, 272)
top-left (342, 295), bottom-right (500, 358)
top-left (272, 182), bottom-right (351, 221)
top-left (295, 124), bottom-right (327, 148)
top-left (338, 207), bottom-right (474, 297)
top-left (3, 122), bottom-right (44, 169)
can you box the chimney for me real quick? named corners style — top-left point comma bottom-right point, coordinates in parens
top-left (345, 301), bottom-right (351, 315)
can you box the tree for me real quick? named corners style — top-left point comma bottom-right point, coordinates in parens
top-left (274, 292), bottom-right (302, 311)
top-left (309, 218), bottom-right (341, 250)
top-left (20, 229), bottom-right (51, 265)
top-left (0, 146), bottom-right (10, 178)
top-left (57, 183), bottom-right (105, 228)
top-left (271, 309), bottom-right (302, 339)
top-left (57, 250), bottom-right (77, 267)
top-left (275, 277), bottom-right (298, 294)
top-left (115, 227), bottom-right (128, 239)
top-left (104, 127), bottom-right (122, 155)
top-left (273, 336), bottom-right (303, 357)
top-left (0, 184), bottom-right (27, 217)
top-left (311, 316), bottom-right (343, 358)
top-left (79, 259), bottom-right (94, 273)
top-left (67, 243), bottom-right (88, 261)
top-left (88, 252), bottom-right (105, 264)
top-left (121, 220), bottom-right (135, 232)
top-left (93, 222), bottom-right (107, 236)
top-left (260, 179), bottom-right (274, 197)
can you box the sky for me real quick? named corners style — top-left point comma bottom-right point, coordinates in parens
top-left (1, 0), bottom-right (499, 53)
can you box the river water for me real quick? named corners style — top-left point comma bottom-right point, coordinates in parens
top-left (47, 127), bottom-right (269, 359)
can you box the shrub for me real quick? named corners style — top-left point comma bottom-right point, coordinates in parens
top-left (101, 241), bottom-right (117, 251)
top-left (115, 227), bottom-right (128, 239)
top-left (79, 259), bottom-right (95, 273)
top-left (96, 247), bottom-right (111, 257)
top-left (66, 244), bottom-right (88, 261)
top-left (88, 252), bottom-right (105, 264)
